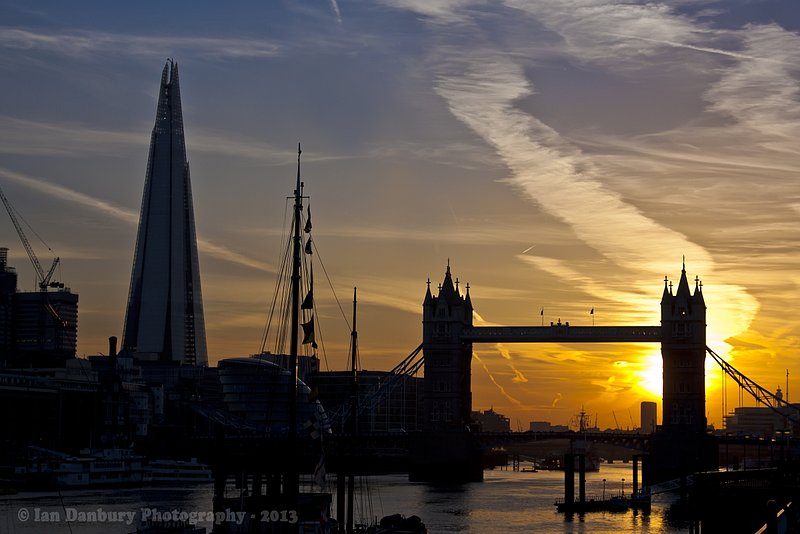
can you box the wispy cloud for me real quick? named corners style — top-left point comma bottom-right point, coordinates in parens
top-left (0, 27), bottom-right (281, 59)
top-left (380, 0), bottom-right (482, 24)
top-left (0, 116), bottom-right (345, 166)
top-left (0, 167), bottom-right (274, 273)
top-left (435, 55), bottom-right (712, 276)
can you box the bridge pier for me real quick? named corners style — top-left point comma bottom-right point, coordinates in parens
top-left (564, 453), bottom-right (575, 509)
top-left (409, 431), bottom-right (483, 482)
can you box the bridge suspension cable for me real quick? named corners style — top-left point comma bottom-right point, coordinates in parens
top-left (706, 346), bottom-right (800, 426)
top-left (328, 343), bottom-right (424, 429)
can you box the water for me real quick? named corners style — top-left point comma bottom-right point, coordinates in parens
top-left (0, 464), bottom-right (690, 533)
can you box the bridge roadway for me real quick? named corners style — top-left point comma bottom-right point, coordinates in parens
top-left (461, 325), bottom-right (663, 343)
top-left (182, 431), bottom-right (651, 473)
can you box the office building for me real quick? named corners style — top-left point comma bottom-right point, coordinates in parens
top-left (122, 60), bottom-right (207, 366)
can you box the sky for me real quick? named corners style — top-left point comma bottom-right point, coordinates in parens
top-left (0, 0), bottom-right (798, 429)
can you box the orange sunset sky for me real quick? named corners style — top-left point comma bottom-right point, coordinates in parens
top-left (0, 0), bottom-right (798, 429)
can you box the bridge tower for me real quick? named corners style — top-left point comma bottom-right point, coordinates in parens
top-left (421, 262), bottom-right (473, 431)
top-left (411, 262), bottom-right (482, 482)
top-left (651, 261), bottom-right (716, 482)
top-left (660, 261), bottom-right (706, 433)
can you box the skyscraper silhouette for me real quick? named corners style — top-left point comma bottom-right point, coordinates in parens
top-left (122, 60), bottom-right (207, 366)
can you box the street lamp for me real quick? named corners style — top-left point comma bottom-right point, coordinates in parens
top-left (621, 478), bottom-right (625, 496)
top-left (602, 478), bottom-right (606, 500)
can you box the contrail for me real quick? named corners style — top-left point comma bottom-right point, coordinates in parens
top-left (607, 32), bottom-right (786, 64)
top-left (0, 167), bottom-right (274, 273)
top-left (329, 0), bottom-right (342, 23)
top-left (474, 352), bottom-right (525, 408)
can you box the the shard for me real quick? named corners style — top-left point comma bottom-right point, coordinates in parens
top-left (122, 60), bottom-right (208, 366)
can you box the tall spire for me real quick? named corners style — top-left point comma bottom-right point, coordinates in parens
top-left (122, 60), bottom-right (208, 366)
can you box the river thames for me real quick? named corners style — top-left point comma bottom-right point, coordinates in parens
top-left (0, 463), bottom-right (690, 533)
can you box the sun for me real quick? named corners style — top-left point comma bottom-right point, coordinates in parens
top-left (634, 349), bottom-right (663, 399)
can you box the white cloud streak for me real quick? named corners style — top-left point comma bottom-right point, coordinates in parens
top-left (0, 167), bottom-right (274, 273)
top-left (0, 27), bottom-right (281, 59)
top-left (329, 0), bottom-right (343, 23)
top-left (435, 55), bottom-right (712, 276)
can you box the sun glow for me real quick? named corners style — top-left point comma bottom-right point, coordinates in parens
top-left (635, 349), bottom-right (663, 398)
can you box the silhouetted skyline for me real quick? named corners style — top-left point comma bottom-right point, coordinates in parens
top-left (0, 1), bottom-right (797, 427)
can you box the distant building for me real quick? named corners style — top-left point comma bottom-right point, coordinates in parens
top-left (253, 352), bottom-right (320, 384)
top-left (0, 247), bottom-right (79, 368)
top-left (529, 420), bottom-right (569, 433)
top-left (0, 360), bottom-right (101, 453)
top-left (0, 248), bottom-right (16, 367)
top-left (724, 389), bottom-right (798, 437)
top-left (314, 370), bottom-right (422, 433)
top-left (13, 290), bottom-right (78, 366)
top-left (641, 401), bottom-right (658, 433)
top-left (122, 60), bottom-right (207, 366)
top-left (217, 355), bottom-right (320, 432)
top-left (472, 408), bottom-right (510, 432)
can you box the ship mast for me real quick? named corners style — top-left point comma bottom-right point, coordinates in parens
top-left (347, 288), bottom-right (359, 533)
top-left (287, 144), bottom-right (303, 500)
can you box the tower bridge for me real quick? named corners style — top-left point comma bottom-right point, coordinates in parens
top-left (461, 325), bottom-right (663, 343)
top-left (412, 260), bottom-right (711, 483)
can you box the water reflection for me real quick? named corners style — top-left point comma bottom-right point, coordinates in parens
top-left (0, 464), bottom-right (691, 533)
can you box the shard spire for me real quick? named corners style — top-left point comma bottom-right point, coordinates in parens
top-left (122, 60), bottom-right (208, 366)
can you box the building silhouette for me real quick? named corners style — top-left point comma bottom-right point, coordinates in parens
top-left (640, 401), bottom-right (657, 433)
top-left (660, 261), bottom-right (706, 431)
top-left (122, 60), bottom-right (207, 366)
top-left (421, 262), bottom-right (473, 432)
top-left (0, 248), bottom-right (17, 367)
top-left (0, 247), bottom-right (78, 368)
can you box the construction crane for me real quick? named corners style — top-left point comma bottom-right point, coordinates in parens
top-left (0, 185), bottom-right (62, 291)
top-left (612, 410), bottom-right (621, 430)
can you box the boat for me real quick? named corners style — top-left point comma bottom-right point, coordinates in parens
top-left (147, 458), bottom-right (212, 484)
top-left (20, 446), bottom-right (149, 489)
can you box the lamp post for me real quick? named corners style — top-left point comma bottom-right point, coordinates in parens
top-left (602, 478), bottom-right (606, 500)
top-left (621, 478), bottom-right (625, 496)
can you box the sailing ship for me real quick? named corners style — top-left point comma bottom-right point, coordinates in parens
top-left (219, 146), bottom-right (425, 534)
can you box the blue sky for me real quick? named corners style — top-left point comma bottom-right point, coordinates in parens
top-left (1, 0), bottom-right (798, 427)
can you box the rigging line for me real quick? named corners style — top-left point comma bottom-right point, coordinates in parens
top-left (12, 203), bottom-right (56, 253)
top-left (260, 234), bottom-right (291, 353)
top-left (259, 197), bottom-right (293, 353)
top-left (310, 239), bottom-right (351, 332)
